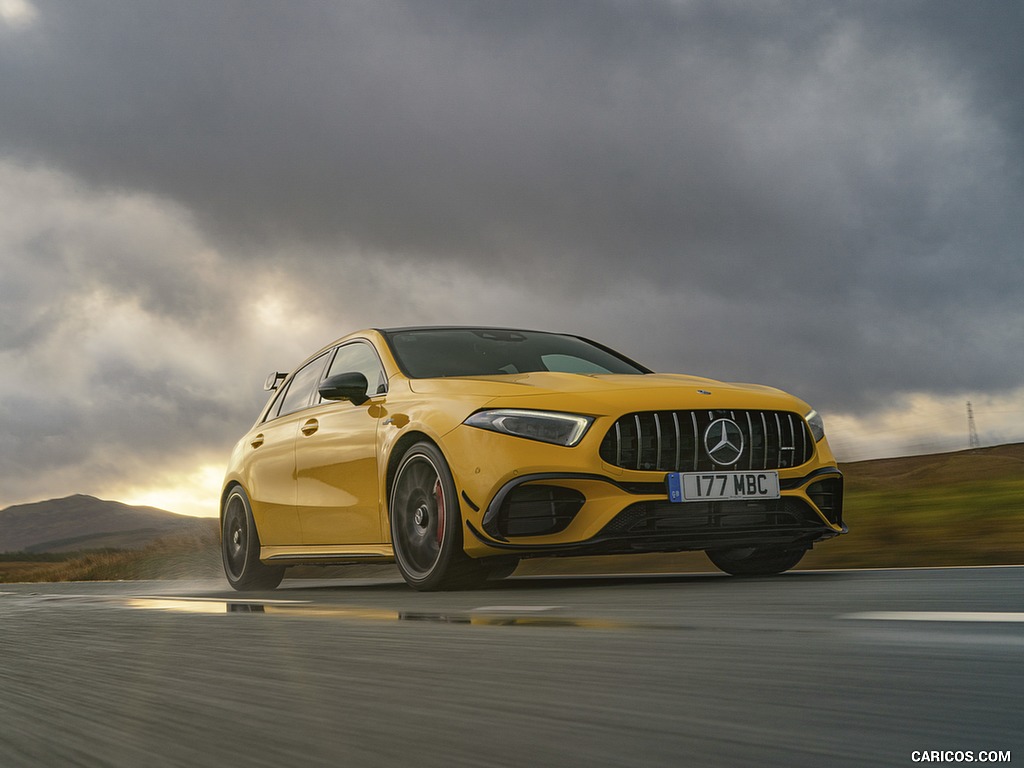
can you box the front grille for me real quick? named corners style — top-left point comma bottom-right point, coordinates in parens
top-left (599, 409), bottom-right (814, 472)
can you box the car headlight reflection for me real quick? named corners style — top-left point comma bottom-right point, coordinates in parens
top-left (464, 409), bottom-right (594, 447)
top-left (805, 409), bottom-right (826, 442)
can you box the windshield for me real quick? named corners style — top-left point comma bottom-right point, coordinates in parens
top-left (382, 328), bottom-right (650, 378)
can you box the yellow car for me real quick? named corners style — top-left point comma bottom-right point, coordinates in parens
top-left (221, 327), bottom-right (845, 591)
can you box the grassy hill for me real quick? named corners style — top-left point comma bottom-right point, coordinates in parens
top-left (0, 494), bottom-right (215, 553)
top-left (801, 442), bottom-right (1024, 569)
top-left (0, 495), bottom-right (221, 583)
top-left (2, 444), bottom-right (1022, 582)
top-left (0, 529), bottom-right (222, 583)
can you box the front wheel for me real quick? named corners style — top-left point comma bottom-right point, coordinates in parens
top-left (705, 546), bottom-right (807, 576)
top-left (389, 442), bottom-right (484, 591)
top-left (222, 486), bottom-right (285, 591)
top-left (484, 557), bottom-right (520, 581)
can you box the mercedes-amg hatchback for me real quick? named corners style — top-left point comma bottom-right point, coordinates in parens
top-left (221, 327), bottom-right (845, 590)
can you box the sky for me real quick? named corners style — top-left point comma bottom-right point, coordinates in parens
top-left (1, 0), bottom-right (1022, 517)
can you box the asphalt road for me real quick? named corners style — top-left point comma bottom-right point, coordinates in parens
top-left (2, 567), bottom-right (1022, 768)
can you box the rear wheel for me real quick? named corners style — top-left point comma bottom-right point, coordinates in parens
top-left (222, 486), bottom-right (285, 591)
top-left (390, 442), bottom-right (484, 591)
top-left (705, 546), bottom-right (807, 576)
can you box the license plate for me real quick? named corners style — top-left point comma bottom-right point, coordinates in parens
top-left (666, 471), bottom-right (780, 503)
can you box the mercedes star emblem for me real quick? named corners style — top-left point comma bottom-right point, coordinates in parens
top-left (704, 418), bottom-right (744, 466)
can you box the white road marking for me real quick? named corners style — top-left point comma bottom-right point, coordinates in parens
top-left (806, 564), bottom-right (1024, 573)
top-left (843, 612), bottom-right (1024, 623)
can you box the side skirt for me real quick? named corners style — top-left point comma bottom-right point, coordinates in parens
top-left (261, 544), bottom-right (395, 566)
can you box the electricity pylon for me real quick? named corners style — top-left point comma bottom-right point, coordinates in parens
top-left (966, 401), bottom-right (980, 449)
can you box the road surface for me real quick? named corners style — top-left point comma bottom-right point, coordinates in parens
top-left (2, 567), bottom-right (1022, 767)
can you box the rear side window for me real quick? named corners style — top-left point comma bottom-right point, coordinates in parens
top-left (271, 353), bottom-right (329, 418)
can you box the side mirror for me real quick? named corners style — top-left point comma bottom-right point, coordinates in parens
top-left (318, 372), bottom-right (370, 405)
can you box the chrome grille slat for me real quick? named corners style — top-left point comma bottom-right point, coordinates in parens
top-left (672, 412), bottom-right (681, 472)
top-left (745, 411), bottom-right (754, 471)
top-left (775, 412), bottom-right (783, 467)
top-left (654, 413), bottom-right (663, 470)
top-left (761, 412), bottom-right (769, 468)
top-left (690, 412), bottom-right (699, 471)
top-left (599, 410), bottom-right (813, 472)
top-left (634, 414), bottom-right (643, 470)
top-left (786, 413), bottom-right (796, 467)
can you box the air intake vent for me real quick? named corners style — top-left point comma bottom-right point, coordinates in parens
top-left (599, 410), bottom-right (813, 472)
top-left (491, 485), bottom-right (585, 538)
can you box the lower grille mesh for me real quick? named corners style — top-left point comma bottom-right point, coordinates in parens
top-left (599, 498), bottom-right (827, 550)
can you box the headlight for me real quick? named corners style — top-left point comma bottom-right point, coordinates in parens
top-left (464, 409), bottom-right (594, 447)
top-left (805, 409), bottom-right (826, 442)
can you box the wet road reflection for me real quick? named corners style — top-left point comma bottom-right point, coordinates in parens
top-left (124, 596), bottom-right (684, 630)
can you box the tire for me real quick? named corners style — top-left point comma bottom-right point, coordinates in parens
top-left (222, 486), bottom-right (285, 591)
top-left (705, 545), bottom-right (807, 576)
top-left (389, 442), bottom-right (484, 591)
top-left (484, 558), bottom-right (520, 581)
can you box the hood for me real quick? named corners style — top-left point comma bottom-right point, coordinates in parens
top-left (408, 372), bottom-right (809, 414)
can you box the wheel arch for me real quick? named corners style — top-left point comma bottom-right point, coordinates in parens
top-left (220, 481), bottom-right (270, 549)
top-left (219, 480), bottom-right (244, 526)
top-left (384, 430), bottom-right (443, 518)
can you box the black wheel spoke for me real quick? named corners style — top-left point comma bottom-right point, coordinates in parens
top-left (223, 497), bottom-right (249, 579)
top-left (390, 442), bottom-right (484, 591)
top-left (394, 455), bottom-right (444, 575)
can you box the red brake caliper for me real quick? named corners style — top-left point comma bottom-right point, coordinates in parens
top-left (433, 478), bottom-right (445, 545)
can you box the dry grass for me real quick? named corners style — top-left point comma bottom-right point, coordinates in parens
top-left (0, 529), bottom-right (223, 583)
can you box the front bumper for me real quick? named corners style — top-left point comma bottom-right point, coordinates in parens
top-left (461, 468), bottom-right (845, 559)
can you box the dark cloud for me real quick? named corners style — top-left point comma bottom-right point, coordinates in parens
top-left (1, 0), bottom-right (1023, 505)
top-left (4, 2), bottom-right (1015, 269)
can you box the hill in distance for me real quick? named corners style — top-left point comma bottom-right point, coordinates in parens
top-left (842, 441), bottom-right (1024, 492)
top-left (0, 494), bottom-right (216, 554)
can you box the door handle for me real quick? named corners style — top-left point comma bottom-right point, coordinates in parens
top-left (250, 434), bottom-right (265, 449)
top-left (300, 418), bottom-right (319, 436)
